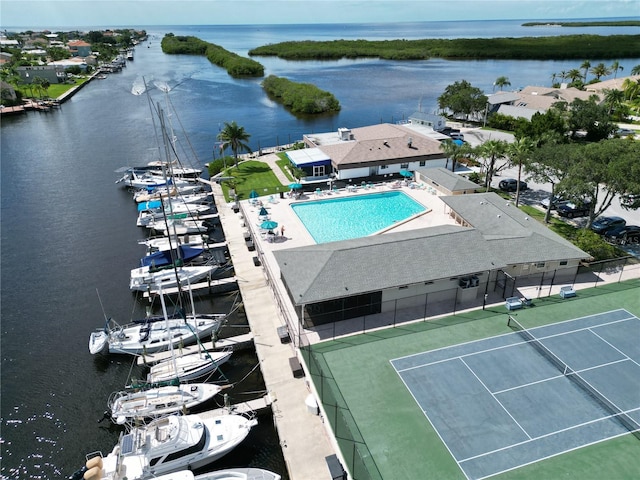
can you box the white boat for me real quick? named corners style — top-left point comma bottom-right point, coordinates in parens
top-left (146, 215), bottom-right (212, 235)
top-left (137, 201), bottom-right (211, 227)
top-left (108, 382), bottom-right (223, 424)
top-left (196, 468), bottom-right (282, 480)
top-left (78, 413), bottom-right (258, 480)
top-left (133, 184), bottom-right (204, 203)
top-left (129, 264), bottom-right (217, 292)
top-left (147, 349), bottom-right (232, 383)
top-left (139, 234), bottom-right (207, 253)
top-left (88, 313), bottom-right (225, 356)
top-left (116, 169), bottom-right (194, 190)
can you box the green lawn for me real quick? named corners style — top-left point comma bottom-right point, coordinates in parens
top-left (221, 160), bottom-right (288, 202)
top-left (306, 280), bottom-right (640, 480)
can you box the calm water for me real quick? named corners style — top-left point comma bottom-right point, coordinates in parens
top-left (1, 19), bottom-right (639, 479)
top-left (292, 191), bottom-right (425, 243)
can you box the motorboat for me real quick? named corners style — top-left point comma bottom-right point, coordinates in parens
top-left (147, 349), bottom-right (232, 383)
top-left (88, 312), bottom-right (225, 356)
top-left (108, 382), bottom-right (223, 424)
top-left (129, 264), bottom-right (217, 292)
top-left (75, 413), bottom-right (258, 480)
top-left (196, 468), bottom-right (282, 480)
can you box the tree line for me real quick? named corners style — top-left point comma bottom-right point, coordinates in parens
top-left (248, 35), bottom-right (640, 61)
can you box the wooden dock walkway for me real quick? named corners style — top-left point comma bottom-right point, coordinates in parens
top-left (199, 394), bottom-right (273, 417)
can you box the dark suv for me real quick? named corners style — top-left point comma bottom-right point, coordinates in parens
top-left (498, 178), bottom-right (527, 192)
top-left (557, 201), bottom-right (591, 218)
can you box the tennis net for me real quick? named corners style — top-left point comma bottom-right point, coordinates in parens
top-left (507, 315), bottom-right (640, 437)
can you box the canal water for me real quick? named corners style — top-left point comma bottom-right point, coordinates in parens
top-left (1, 19), bottom-right (638, 479)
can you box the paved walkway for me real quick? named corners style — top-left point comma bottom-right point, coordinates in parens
top-left (208, 180), bottom-right (336, 480)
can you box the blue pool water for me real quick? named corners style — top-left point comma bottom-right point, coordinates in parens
top-left (291, 191), bottom-right (426, 243)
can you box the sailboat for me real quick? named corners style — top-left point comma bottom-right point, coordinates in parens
top-left (129, 263), bottom-right (217, 292)
top-left (146, 348), bottom-right (233, 383)
top-left (88, 285), bottom-right (230, 356)
top-left (108, 381), bottom-right (223, 424)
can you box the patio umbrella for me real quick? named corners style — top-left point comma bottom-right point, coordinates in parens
top-left (289, 182), bottom-right (302, 190)
top-left (399, 169), bottom-right (412, 178)
top-left (249, 189), bottom-right (259, 199)
top-left (260, 220), bottom-right (278, 230)
top-left (258, 206), bottom-right (269, 216)
top-left (453, 139), bottom-right (464, 146)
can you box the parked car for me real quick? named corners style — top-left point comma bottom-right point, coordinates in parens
top-left (540, 195), bottom-right (569, 210)
top-left (557, 201), bottom-right (591, 218)
top-left (604, 225), bottom-right (640, 245)
top-left (590, 216), bottom-right (626, 235)
top-left (499, 178), bottom-right (528, 192)
top-left (620, 194), bottom-right (639, 210)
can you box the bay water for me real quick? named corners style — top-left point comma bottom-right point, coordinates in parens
top-left (1, 19), bottom-right (639, 479)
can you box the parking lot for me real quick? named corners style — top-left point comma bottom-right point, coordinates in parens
top-left (460, 127), bottom-right (640, 258)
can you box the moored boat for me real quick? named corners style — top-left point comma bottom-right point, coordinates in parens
top-left (73, 412), bottom-right (258, 480)
top-left (108, 381), bottom-right (223, 424)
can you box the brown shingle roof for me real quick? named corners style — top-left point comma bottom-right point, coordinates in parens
top-left (318, 123), bottom-right (444, 166)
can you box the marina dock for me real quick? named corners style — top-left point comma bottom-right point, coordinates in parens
top-left (208, 181), bottom-right (336, 480)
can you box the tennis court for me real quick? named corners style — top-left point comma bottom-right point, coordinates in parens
top-left (391, 309), bottom-right (640, 480)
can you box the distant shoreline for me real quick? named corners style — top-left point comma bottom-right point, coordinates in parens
top-left (522, 20), bottom-right (640, 27)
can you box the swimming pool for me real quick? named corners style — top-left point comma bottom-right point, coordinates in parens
top-left (291, 191), bottom-right (426, 243)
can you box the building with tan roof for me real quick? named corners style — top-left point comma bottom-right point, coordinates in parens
top-left (298, 123), bottom-right (447, 182)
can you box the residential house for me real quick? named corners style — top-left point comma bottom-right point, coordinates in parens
top-left (487, 85), bottom-right (602, 120)
top-left (16, 65), bottom-right (66, 84)
top-left (68, 40), bottom-right (92, 58)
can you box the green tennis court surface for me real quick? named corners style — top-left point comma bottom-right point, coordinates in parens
top-left (307, 280), bottom-right (640, 479)
top-left (391, 309), bottom-right (640, 479)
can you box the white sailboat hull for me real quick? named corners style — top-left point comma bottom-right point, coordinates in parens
top-left (147, 350), bottom-right (232, 383)
top-left (129, 265), bottom-right (217, 292)
top-left (89, 314), bottom-right (224, 356)
top-left (109, 382), bottom-right (223, 424)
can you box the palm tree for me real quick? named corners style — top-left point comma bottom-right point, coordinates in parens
top-left (602, 88), bottom-right (625, 115)
top-left (478, 140), bottom-right (507, 192)
top-left (566, 69), bottom-right (583, 85)
top-left (440, 139), bottom-right (466, 173)
top-left (589, 63), bottom-right (611, 82)
top-left (622, 78), bottom-right (640, 101)
top-left (631, 64), bottom-right (640, 76)
top-left (610, 60), bottom-right (623, 79)
top-left (493, 76), bottom-right (511, 92)
top-left (550, 72), bottom-right (557, 86)
top-left (216, 121), bottom-right (252, 169)
top-left (580, 60), bottom-right (591, 83)
top-left (507, 137), bottom-right (534, 207)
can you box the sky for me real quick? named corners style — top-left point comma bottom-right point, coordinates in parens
top-left (1, 0), bottom-right (638, 28)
